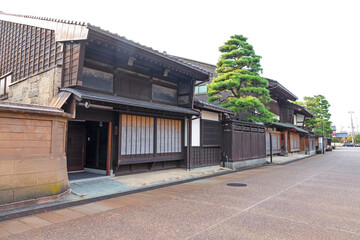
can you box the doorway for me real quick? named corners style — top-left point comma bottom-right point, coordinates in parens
top-left (67, 121), bottom-right (110, 174)
top-left (85, 121), bottom-right (108, 170)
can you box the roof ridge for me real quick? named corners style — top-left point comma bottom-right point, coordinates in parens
top-left (0, 11), bottom-right (87, 26)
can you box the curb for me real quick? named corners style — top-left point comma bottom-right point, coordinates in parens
top-left (0, 189), bottom-right (71, 212)
top-left (275, 155), bottom-right (313, 165)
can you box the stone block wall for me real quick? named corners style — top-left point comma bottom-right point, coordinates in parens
top-left (7, 66), bottom-right (62, 106)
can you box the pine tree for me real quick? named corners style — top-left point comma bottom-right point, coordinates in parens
top-left (207, 35), bottom-right (274, 123)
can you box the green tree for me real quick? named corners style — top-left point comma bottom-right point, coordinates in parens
top-left (296, 95), bottom-right (332, 137)
top-left (207, 35), bottom-right (275, 123)
top-left (347, 134), bottom-right (360, 143)
top-left (355, 134), bottom-right (360, 143)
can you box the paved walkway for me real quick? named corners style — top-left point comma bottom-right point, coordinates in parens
top-left (1, 148), bottom-right (359, 239)
top-left (266, 152), bottom-right (312, 164)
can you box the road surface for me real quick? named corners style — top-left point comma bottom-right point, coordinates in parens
top-left (1, 148), bottom-right (359, 239)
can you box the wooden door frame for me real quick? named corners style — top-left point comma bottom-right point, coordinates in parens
top-left (67, 120), bottom-right (112, 176)
top-left (67, 121), bottom-right (86, 172)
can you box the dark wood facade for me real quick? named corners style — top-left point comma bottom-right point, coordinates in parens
top-left (190, 147), bottom-right (222, 168)
top-left (185, 119), bottom-right (223, 169)
top-left (222, 120), bottom-right (266, 163)
top-left (186, 99), bottom-right (235, 169)
top-left (0, 13), bottom-right (211, 176)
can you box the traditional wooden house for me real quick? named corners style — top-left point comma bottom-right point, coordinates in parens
top-left (0, 12), bottom-right (212, 177)
top-left (178, 58), bottom-right (315, 161)
top-left (176, 58), bottom-right (268, 169)
top-left (266, 79), bottom-right (315, 155)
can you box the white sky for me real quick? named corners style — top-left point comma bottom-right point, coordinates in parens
top-left (2, 0), bottom-right (360, 131)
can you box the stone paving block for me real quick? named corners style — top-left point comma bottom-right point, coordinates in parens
top-left (53, 209), bottom-right (85, 219)
top-left (85, 203), bottom-right (114, 212)
top-left (18, 216), bottom-right (52, 229)
top-left (36, 212), bottom-right (72, 223)
top-left (70, 205), bottom-right (104, 216)
top-left (0, 219), bottom-right (33, 234)
top-left (96, 198), bottom-right (126, 209)
top-left (0, 227), bottom-right (11, 237)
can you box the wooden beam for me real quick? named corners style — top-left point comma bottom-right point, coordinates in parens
top-left (106, 121), bottom-right (112, 176)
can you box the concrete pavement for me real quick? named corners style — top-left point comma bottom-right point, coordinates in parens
top-left (1, 147), bottom-right (359, 239)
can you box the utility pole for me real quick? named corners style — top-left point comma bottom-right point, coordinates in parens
top-left (349, 111), bottom-right (355, 144)
top-left (321, 115), bottom-right (325, 154)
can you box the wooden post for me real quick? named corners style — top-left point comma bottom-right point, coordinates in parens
top-left (106, 121), bottom-right (112, 176)
top-left (287, 131), bottom-right (291, 153)
top-left (269, 132), bottom-right (273, 163)
top-left (186, 117), bottom-right (192, 170)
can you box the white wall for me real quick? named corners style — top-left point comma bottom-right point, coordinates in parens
top-left (184, 118), bottom-right (201, 147)
top-left (202, 111), bottom-right (219, 121)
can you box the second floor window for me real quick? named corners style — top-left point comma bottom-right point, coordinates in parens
top-left (194, 85), bottom-right (207, 94)
top-left (82, 67), bottom-right (113, 92)
top-left (0, 74), bottom-right (11, 99)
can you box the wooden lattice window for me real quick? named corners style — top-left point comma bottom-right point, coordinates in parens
top-left (0, 73), bottom-right (11, 98)
top-left (202, 120), bottom-right (221, 146)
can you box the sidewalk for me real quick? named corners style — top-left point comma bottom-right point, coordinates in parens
top-left (0, 166), bottom-right (230, 221)
top-left (266, 153), bottom-right (313, 165)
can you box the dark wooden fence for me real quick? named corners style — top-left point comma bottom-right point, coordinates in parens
top-left (190, 146), bottom-right (221, 168)
top-left (222, 120), bottom-right (266, 163)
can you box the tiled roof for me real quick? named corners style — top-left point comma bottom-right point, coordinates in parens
top-left (87, 24), bottom-right (211, 76)
top-left (0, 102), bottom-right (71, 117)
top-left (194, 98), bottom-right (235, 115)
top-left (61, 87), bottom-right (200, 116)
top-left (0, 12), bottom-right (211, 77)
top-left (268, 122), bottom-right (309, 134)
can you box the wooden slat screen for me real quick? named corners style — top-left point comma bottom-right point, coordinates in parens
top-left (290, 132), bottom-right (300, 151)
top-left (121, 114), bottom-right (154, 155)
top-left (156, 118), bottom-right (181, 153)
top-left (266, 132), bottom-right (281, 155)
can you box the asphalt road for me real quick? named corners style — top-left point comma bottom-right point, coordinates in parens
top-left (2, 148), bottom-right (360, 239)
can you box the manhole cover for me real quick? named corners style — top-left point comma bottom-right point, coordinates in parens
top-left (227, 183), bottom-right (247, 187)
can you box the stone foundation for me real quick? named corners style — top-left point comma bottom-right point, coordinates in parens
top-left (224, 158), bottom-right (266, 170)
top-left (7, 66), bottom-right (62, 106)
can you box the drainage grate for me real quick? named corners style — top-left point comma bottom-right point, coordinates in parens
top-left (227, 183), bottom-right (247, 187)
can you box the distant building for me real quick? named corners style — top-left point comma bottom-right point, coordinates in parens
top-left (335, 132), bottom-right (348, 140)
